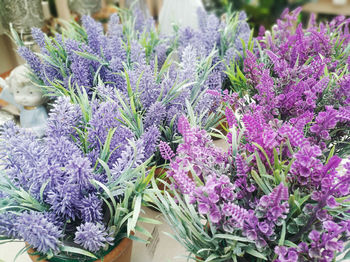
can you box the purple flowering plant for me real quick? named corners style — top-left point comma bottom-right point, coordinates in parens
top-left (0, 91), bottom-right (159, 260)
top-left (226, 8), bottom-right (350, 156)
top-left (13, 8), bottom-right (245, 165)
top-left (172, 8), bottom-right (254, 93)
top-left (149, 109), bottom-right (350, 261)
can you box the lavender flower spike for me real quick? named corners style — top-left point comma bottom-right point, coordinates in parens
top-left (74, 222), bottom-right (114, 252)
top-left (16, 212), bottom-right (62, 254)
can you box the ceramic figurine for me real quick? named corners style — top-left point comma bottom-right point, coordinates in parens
top-left (0, 78), bottom-right (16, 125)
top-left (0, 65), bottom-right (48, 136)
top-left (159, 0), bottom-right (204, 35)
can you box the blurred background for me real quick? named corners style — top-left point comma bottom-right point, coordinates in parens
top-left (0, 0), bottom-right (350, 76)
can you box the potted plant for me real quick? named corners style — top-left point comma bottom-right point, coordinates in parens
top-left (13, 6), bottom-right (255, 166)
top-left (0, 93), bottom-right (157, 261)
top-left (149, 108), bottom-right (350, 261)
top-left (226, 8), bottom-right (350, 156)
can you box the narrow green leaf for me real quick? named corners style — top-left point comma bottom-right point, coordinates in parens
top-left (214, 234), bottom-right (254, 243)
top-left (278, 222), bottom-right (286, 246)
top-left (251, 170), bottom-right (270, 195)
top-left (135, 225), bottom-right (152, 238)
top-left (138, 217), bottom-right (162, 225)
top-left (60, 245), bottom-right (97, 259)
top-left (245, 248), bottom-right (267, 260)
top-left (326, 145), bottom-right (336, 164)
top-left (284, 240), bottom-right (298, 248)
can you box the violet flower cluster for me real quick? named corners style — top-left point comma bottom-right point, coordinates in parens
top-left (0, 96), bottom-right (155, 258)
top-left (16, 8), bottom-right (252, 165)
top-left (174, 8), bottom-right (252, 92)
top-left (240, 8), bottom-right (350, 155)
top-left (157, 111), bottom-right (350, 261)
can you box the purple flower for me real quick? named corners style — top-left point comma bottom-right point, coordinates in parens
top-left (159, 141), bottom-right (175, 160)
top-left (74, 222), bottom-right (114, 252)
top-left (274, 246), bottom-right (298, 262)
top-left (129, 40), bottom-right (146, 65)
top-left (140, 125), bottom-right (161, 160)
top-left (129, 64), bottom-right (160, 108)
top-left (31, 28), bottom-right (47, 52)
top-left (167, 158), bottom-right (196, 195)
top-left (225, 106), bottom-right (236, 128)
top-left (111, 139), bottom-right (145, 179)
top-left (209, 206), bottom-right (221, 223)
top-left (16, 212), bottom-right (62, 254)
top-left (291, 145), bottom-right (324, 186)
top-left (241, 8), bottom-right (350, 154)
top-left (46, 97), bottom-right (82, 137)
top-left (144, 101), bottom-right (166, 130)
top-left (81, 16), bottom-right (104, 54)
top-left (66, 156), bottom-right (93, 189)
top-left (198, 203), bottom-right (210, 214)
top-left (221, 203), bottom-right (249, 228)
top-left (79, 194), bottom-right (103, 223)
top-left (310, 106), bottom-right (339, 142)
top-left (87, 100), bottom-right (134, 168)
top-left (256, 184), bottom-right (289, 225)
top-left (0, 213), bottom-right (20, 239)
top-left (46, 183), bottom-right (81, 220)
top-left (17, 46), bottom-right (43, 78)
top-left (70, 53), bottom-right (94, 88)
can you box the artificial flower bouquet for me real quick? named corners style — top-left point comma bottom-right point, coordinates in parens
top-left (14, 7), bottom-right (253, 166)
top-left (227, 8), bottom-right (350, 156)
top-left (150, 105), bottom-right (350, 261)
top-left (0, 93), bottom-right (158, 261)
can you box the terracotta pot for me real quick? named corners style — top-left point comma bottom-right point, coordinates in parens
top-left (211, 116), bottom-right (228, 140)
top-left (196, 256), bottom-right (247, 262)
top-left (154, 167), bottom-right (169, 191)
top-left (27, 237), bottom-right (133, 262)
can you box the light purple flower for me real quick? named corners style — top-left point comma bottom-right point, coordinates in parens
top-left (74, 222), bottom-right (114, 252)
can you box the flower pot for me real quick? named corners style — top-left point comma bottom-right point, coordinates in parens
top-left (26, 237), bottom-right (133, 262)
top-left (154, 167), bottom-right (169, 191)
top-left (211, 116), bottom-right (228, 140)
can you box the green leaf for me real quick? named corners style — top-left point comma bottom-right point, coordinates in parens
top-left (326, 145), bottom-right (336, 164)
top-left (278, 222), bottom-right (286, 246)
top-left (253, 143), bottom-right (272, 170)
top-left (135, 225), bottom-right (152, 238)
top-left (214, 234), bottom-right (254, 243)
top-left (273, 148), bottom-right (280, 169)
top-left (129, 195), bottom-right (142, 235)
top-left (14, 245), bottom-right (31, 262)
top-left (284, 240), bottom-right (298, 248)
top-left (142, 166), bottom-right (155, 188)
top-left (40, 180), bottom-right (50, 202)
top-left (245, 247), bottom-right (267, 260)
top-left (339, 249), bottom-right (350, 261)
top-left (205, 254), bottom-right (220, 261)
top-left (251, 170), bottom-right (270, 195)
top-left (60, 245), bottom-right (97, 259)
top-left (128, 234), bottom-right (149, 243)
top-left (91, 180), bottom-right (117, 219)
top-left (287, 222), bottom-right (298, 234)
top-left (295, 215), bottom-right (307, 226)
top-left (74, 51), bottom-right (102, 63)
top-left (137, 217), bottom-right (162, 225)
top-left (254, 151), bottom-right (267, 176)
top-left (97, 159), bottom-right (112, 182)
